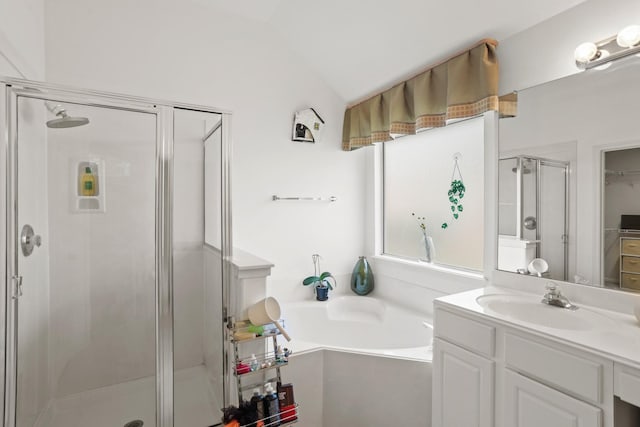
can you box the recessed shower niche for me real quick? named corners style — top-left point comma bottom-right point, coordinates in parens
top-left (73, 159), bottom-right (106, 212)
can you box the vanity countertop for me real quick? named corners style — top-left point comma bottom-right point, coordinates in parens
top-left (435, 286), bottom-right (640, 369)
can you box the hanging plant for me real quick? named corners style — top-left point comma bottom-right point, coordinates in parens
top-left (442, 154), bottom-right (465, 229)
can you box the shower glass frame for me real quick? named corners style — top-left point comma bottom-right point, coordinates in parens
top-left (509, 155), bottom-right (569, 280)
top-left (0, 77), bottom-right (233, 427)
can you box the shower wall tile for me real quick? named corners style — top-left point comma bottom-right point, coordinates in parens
top-left (47, 107), bottom-right (158, 398)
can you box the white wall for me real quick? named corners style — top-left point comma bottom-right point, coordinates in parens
top-left (0, 0), bottom-right (45, 79)
top-left (44, 0), bottom-right (366, 305)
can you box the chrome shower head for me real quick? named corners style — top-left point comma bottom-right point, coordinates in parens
top-left (46, 107), bottom-right (89, 128)
top-left (511, 166), bottom-right (532, 174)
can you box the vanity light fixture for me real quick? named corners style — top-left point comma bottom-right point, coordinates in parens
top-left (574, 24), bottom-right (640, 69)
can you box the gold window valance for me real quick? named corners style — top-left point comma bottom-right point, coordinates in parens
top-left (342, 39), bottom-right (502, 151)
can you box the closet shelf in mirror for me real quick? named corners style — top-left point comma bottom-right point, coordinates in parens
top-left (605, 169), bottom-right (640, 177)
top-left (604, 228), bottom-right (640, 234)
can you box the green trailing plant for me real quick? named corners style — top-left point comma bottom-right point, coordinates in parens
top-left (442, 179), bottom-right (465, 229)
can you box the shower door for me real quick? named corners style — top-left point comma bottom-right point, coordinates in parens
top-left (5, 90), bottom-right (165, 427)
top-left (539, 160), bottom-right (569, 281)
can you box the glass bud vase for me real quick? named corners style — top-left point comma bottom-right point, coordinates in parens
top-left (421, 232), bottom-right (435, 263)
top-left (350, 256), bottom-right (374, 296)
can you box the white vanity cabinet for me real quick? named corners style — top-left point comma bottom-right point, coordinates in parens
top-left (432, 308), bottom-right (496, 427)
top-left (433, 303), bottom-right (620, 427)
top-left (433, 338), bottom-right (494, 427)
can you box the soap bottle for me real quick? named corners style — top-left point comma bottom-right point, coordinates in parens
top-left (249, 388), bottom-right (265, 422)
top-left (80, 166), bottom-right (96, 196)
top-left (264, 383), bottom-right (281, 426)
top-left (275, 345), bottom-right (285, 364)
top-left (249, 354), bottom-right (259, 371)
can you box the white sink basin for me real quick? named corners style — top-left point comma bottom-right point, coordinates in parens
top-left (475, 294), bottom-right (613, 331)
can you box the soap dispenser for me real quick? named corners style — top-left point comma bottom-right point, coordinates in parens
top-left (80, 166), bottom-right (96, 196)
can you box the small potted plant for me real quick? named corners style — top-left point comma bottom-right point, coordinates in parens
top-left (302, 254), bottom-right (337, 301)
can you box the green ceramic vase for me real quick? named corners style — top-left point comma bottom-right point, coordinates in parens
top-left (350, 256), bottom-right (374, 295)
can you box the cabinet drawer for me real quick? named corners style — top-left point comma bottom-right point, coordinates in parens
top-left (615, 364), bottom-right (640, 408)
top-left (434, 309), bottom-right (495, 357)
top-left (622, 256), bottom-right (640, 273)
top-left (622, 239), bottom-right (640, 256)
top-left (505, 333), bottom-right (604, 403)
top-left (621, 272), bottom-right (640, 290)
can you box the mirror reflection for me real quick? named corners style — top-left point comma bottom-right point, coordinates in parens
top-left (498, 155), bottom-right (569, 281)
top-left (498, 56), bottom-right (640, 291)
top-left (604, 147), bottom-right (640, 291)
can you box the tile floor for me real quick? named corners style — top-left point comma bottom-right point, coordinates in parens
top-left (39, 365), bottom-right (220, 427)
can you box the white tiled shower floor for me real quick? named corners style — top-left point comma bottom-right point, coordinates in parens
top-left (40, 365), bottom-right (220, 427)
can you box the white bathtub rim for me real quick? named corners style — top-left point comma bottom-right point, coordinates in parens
top-left (284, 295), bottom-right (432, 320)
top-left (281, 295), bottom-right (433, 362)
top-left (288, 341), bottom-right (433, 363)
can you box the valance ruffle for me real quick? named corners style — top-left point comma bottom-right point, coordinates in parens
top-left (342, 40), bottom-right (506, 151)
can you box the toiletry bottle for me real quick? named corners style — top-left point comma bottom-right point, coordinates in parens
top-left (263, 383), bottom-right (281, 426)
top-left (249, 354), bottom-right (259, 371)
top-left (80, 166), bottom-right (96, 196)
top-left (277, 382), bottom-right (297, 422)
top-left (275, 345), bottom-right (284, 364)
top-left (250, 388), bottom-right (265, 422)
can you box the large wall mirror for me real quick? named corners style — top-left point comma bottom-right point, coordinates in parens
top-left (498, 56), bottom-right (640, 292)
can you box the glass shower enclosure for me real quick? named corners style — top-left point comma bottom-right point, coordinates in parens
top-left (498, 155), bottom-right (569, 281)
top-left (0, 78), bottom-right (232, 427)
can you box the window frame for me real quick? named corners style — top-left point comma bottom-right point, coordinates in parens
top-left (369, 111), bottom-right (499, 286)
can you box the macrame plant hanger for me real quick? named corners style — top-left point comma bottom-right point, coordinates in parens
top-left (442, 152), bottom-right (466, 229)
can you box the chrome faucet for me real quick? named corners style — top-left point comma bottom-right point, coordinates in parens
top-left (541, 283), bottom-right (578, 310)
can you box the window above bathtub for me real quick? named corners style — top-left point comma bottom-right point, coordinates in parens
top-left (382, 115), bottom-right (485, 272)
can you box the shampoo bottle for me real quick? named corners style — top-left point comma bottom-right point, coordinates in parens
top-left (80, 166), bottom-right (96, 196)
top-left (264, 383), bottom-right (281, 426)
top-left (249, 388), bottom-right (265, 422)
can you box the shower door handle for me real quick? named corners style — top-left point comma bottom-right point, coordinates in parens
top-left (11, 276), bottom-right (23, 299)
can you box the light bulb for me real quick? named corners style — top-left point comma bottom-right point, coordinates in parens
top-left (574, 42), bottom-right (599, 63)
top-left (617, 25), bottom-right (640, 48)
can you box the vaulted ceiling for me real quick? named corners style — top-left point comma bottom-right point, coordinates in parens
top-left (202, 0), bottom-right (588, 102)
